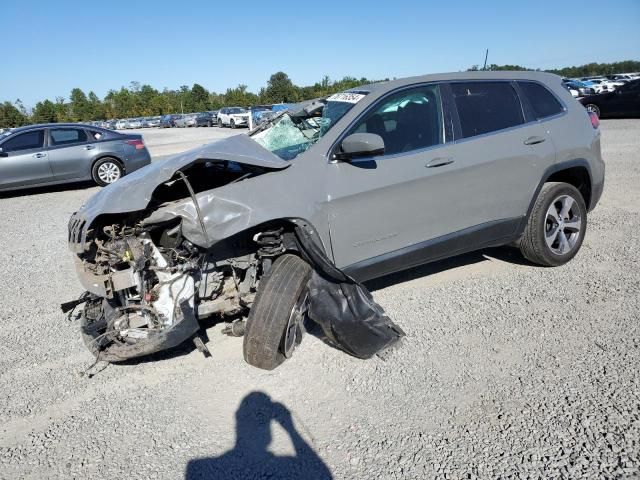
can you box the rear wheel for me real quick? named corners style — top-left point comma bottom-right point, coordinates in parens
top-left (519, 182), bottom-right (587, 266)
top-left (585, 103), bottom-right (600, 117)
top-left (243, 254), bottom-right (312, 370)
top-left (92, 157), bottom-right (123, 187)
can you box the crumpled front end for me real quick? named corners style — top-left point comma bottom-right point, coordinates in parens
top-left (66, 130), bottom-right (404, 366)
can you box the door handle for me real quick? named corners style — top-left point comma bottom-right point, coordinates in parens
top-left (84, 145), bottom-right (95, 150)
top-left (524, 136), bottom-right (546, 145)
top-left (426, 157), bottom-right (454, 168)
top-left (33, 152), bottom-right (47, 158)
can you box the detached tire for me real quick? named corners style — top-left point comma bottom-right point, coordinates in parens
top-left (519, 182), bottom-right (587, 267)
top-left (243, 254), bottom-right (312, 370)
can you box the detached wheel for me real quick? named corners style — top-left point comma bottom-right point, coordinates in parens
top-left (584, 104), bottom-right (600, 117)
top-left (92, 157), bottom-right (123, 186)
top-left (519, 182), bottom-right (587, 266)
top-left (243, 254), bottom-right (312, 370)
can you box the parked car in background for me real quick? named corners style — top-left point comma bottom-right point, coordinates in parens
top-left (581, 80), bottom-right (608, 94)
top-left (115, 120), bottom-right (128, 130)
top-left (579, 79), bottom-right (640, 118)
top-left (160, 114), bottom-right (181, 128)
top-left (194, 112), bottom-right (214, 127)
top-left (0, 124), bottom-right (151, 191)
top-left (127, 118), bottom-right (143, 129)
top-left (217, 107), bottom-right (250, 128)
top-left (562, 79), bottom-right (595, 97)
top-left (608, 74), bottom-right (638, 82)
top-left (143, 116), bottom-right (161, 128)
top-left (174, 115), bottom-right (192, 128)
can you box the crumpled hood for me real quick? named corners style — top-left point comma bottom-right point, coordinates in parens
top-left (78, 134), bottom-right (289, 216)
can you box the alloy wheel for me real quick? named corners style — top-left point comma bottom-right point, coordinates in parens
top-left (545, 194), bottom-right (582, 255)
top-left (282, 290), bottom-right (308, 358)
top-left (97, 162), bottom-right (121, 184)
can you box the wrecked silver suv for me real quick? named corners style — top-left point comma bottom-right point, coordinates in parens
top-left (67, 72), bottom-right (604, 369)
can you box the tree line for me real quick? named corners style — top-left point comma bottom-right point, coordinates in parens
top-left (467, 59), bottom-right (640, 78)
top-left (2, 60), bottom-right (638, 129)
top-left (0, 72), bottom-right (378, 128)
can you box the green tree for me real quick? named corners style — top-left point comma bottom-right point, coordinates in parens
top-left (190, 83), bottom-right (210, 111)
top-left (0, 101), bottom-right (27, 128)
top-left (69, 88), bottom-right (90, 121)
top-left (32, 99), bottom-right (57, 123)
top-left (262, 72), bottom-right (298, 103)
top-left (223, 85), bottom-right (258, 107)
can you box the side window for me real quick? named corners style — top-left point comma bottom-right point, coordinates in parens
top-left (348, 85), bottom-right (443, 156)
top-left (451, 82), bottom-right (524, 138)
top-left (517, 81), bottom-right (564, 119)
top-left (1, 130), bottom-right (45, 153)
top-left (88, 130), bottom-right (104, 141)
top-left (50, 128), bottom-right (88, 146)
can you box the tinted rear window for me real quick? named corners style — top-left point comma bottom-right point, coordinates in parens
top-left (451, 82), bottom-right (524, 138)
top-left (50, 128), bottom-right (87, 146)
top-left (517, 81), bottom-right (564, 119)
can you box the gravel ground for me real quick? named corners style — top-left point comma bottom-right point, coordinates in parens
top-left (0, 120), bottom-right (638, 479)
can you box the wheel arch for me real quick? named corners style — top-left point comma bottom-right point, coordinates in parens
top-left (518, 159), bottom-right (593, 236)
top-left (233, 217), bottom-right (329, 257)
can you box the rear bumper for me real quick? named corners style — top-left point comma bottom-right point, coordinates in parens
top-left (125, 148), bottom-right (152, 172)
top-left (590, 175), bottom-right (604, 211)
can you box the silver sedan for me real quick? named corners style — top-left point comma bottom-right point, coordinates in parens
top-left (0, 123), bottom-right (152, 192)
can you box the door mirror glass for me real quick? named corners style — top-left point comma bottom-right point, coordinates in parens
top-left (336, 133), bottom-right (385, 161)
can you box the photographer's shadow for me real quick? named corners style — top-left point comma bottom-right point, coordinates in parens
top-left (185, 391), bottom-right (332, 480)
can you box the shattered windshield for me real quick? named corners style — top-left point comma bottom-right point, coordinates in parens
top-left (251, 91), bottom-right (367, 161)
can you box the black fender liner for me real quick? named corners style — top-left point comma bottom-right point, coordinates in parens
top-left (287, 219), bottom-right (405, 359)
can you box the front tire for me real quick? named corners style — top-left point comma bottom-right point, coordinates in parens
top-left (243, 254), bottom-right (312, 370)
top-left (218, 119), bottom-right (223, 128)
top-left (519, 182), bottom-right (587, 266)
top-left (230, 119), bottom-right (236, 129)
top-left (92, 157), bottom-right (123, 187)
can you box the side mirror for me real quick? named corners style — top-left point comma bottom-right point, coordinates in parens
top-left (335, 133), bottom-right (385, 161)
top-left (0, 147), bottom-right (6, 157)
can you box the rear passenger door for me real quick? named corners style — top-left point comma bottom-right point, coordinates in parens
top-left (444, 81), bottom-right (556, 233)
top-left (47, 127), bottom-right (94, 180)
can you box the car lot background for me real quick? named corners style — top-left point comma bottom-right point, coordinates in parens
top-left (0, 121), bottom-right (638, 478)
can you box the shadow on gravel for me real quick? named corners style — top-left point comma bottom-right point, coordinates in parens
top-left (185, 391), bottom-right (332, 480)
top-left (0, 180), bottom-right (96, 199)
top-left (365, 245), bottom-right (535, 292)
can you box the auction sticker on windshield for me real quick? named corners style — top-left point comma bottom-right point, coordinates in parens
top-left (327, 92), bottom-right (366, 103)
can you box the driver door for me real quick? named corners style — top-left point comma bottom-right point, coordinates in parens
top-left (326, 84), bottom-right (463, 275)
top-left (0, 129), bottom-right (52, 189)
